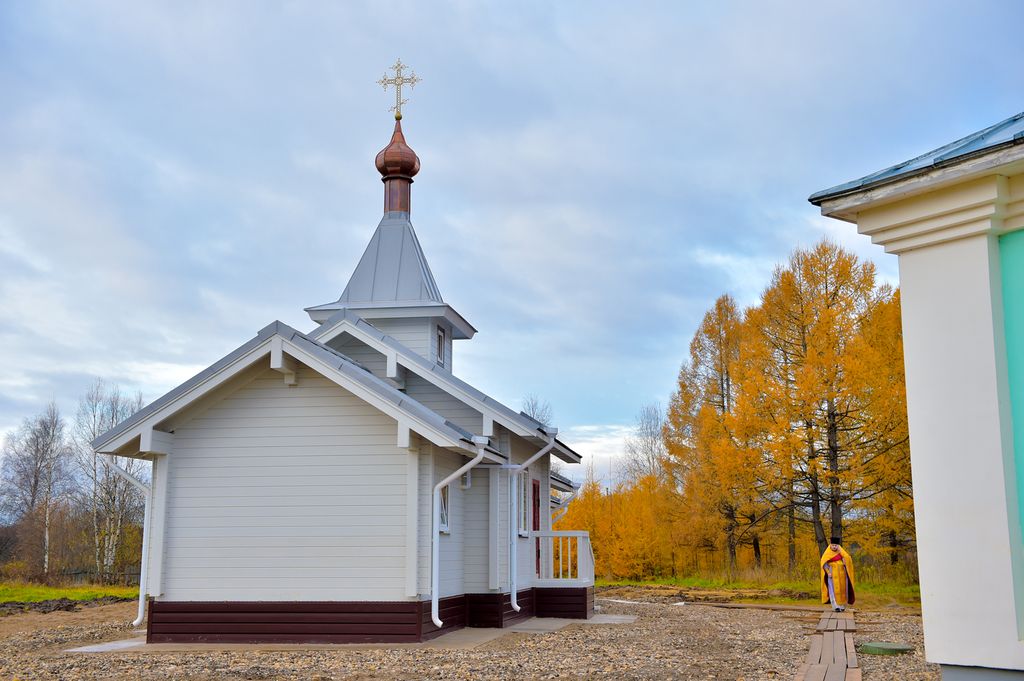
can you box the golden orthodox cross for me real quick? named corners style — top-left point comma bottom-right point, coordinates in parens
top-left (378, 59), bottom-right (421, 119)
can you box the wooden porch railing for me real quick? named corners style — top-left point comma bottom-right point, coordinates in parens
top-left (532, 530), bottom-right (595, 587)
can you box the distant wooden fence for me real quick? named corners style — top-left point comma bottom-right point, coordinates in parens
top-left (59, 570), bottom-right (141, 586)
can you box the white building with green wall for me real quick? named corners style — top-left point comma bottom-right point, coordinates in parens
top-left (811, 112), bottom-right (1024, 680)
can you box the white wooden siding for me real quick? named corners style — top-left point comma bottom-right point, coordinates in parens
top-left (416, 439), bottom-right (432, 595)
top-left (495, 426), bottom-right (512, 590)
top-left (461, 466), bottom-right (491, 592)
top-left (414, 424), bottom-right (555, 597)
top-left (160, 367), bottom-right (412, 602)
top-left (434, 448), bottom-right (465, 598)
top-left (403, 374), bottom-right (483, 434)
top-left (367, 317), bottom-right (432, 358)
top-left (326, 334), bottom-right (387, 379)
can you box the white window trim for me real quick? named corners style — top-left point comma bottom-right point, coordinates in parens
top-left (436, 326), bottom-right (446, 368)
top-left (518, 471), bottom-right (530, 538)
top-left (439, 484), bottom-right (451, 534)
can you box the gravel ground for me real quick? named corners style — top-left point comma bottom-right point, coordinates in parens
top-left (854, 608), bottom-right (938, 680)
top-left (0, 596), bottom-right (938, 680)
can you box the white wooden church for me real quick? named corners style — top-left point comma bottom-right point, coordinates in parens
top-left (91, 88), bottom-right (593, 643)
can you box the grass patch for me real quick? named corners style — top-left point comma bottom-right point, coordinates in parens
top-left (0, 581), bottom-right (137, 603)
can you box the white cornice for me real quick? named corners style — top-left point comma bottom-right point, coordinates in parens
top-left (854, 174), bottom-right (1024, 255)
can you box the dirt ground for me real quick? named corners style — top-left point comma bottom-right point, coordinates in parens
top-left (0, 600), bottom-right (136, 639)
top-left (0, 595), bottom-right (134, 619)
top-left (597, 583), bottom-right (816, 604)
top-left (0, 591), bottom-right (939, 680)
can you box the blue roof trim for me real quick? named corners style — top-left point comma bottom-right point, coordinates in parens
top-left (809, 112), bottom-right (1024, 204)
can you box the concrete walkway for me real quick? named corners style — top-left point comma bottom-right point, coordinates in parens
top-left (67, 614), bottom-right (636, 654)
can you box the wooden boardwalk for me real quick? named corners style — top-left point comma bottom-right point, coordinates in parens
top-left (794, 610), bottom-right (859, 681)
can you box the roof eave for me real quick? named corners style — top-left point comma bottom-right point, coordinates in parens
top-left (309, 313), bottom-right (584, 463)
top-left (313, 314), bottom-right (556, 440)
top-left (811, 140), bottom-right (1024, 222)
top-left (306, 302), bottom-right (477, 339)
top-left (549, 471), bottom-right (577, 492)
top-left (551, 438), bottom-right (583, 464)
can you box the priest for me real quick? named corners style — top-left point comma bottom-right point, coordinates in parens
top-left (820, 537), bottom-right (855, 611)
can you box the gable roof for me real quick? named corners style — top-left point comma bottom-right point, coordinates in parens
top-left (810, 111), bottom-right (1024, 205)
top-left (311, 309), bottom-right (583, 464)
top-left (91, 320), bottom-right (498, 459)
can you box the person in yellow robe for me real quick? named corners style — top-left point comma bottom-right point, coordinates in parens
top-left (820, 536), bottom-right (855, 611)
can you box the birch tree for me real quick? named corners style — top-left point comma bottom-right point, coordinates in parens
top-left (72, 380), bottom-right (146, 581)
top-left (0, 403), bottom-right (72, 576)
top-left (622, 403), bottom-right (668, 483)
top-left (521, 394), bottom-right (553, 427)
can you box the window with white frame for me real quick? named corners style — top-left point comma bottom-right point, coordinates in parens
top-left (518, 472), bottom-right (530, 537)
top-left (436, 326), bottom-right (446, 367)
top-left (439, 485), bottom-right (451, 534)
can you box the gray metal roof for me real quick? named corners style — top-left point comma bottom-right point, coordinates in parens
top-left (312, 309), bottom-right (583, 463)
top-left (323, 212), bottom-right (443, 308)
top-left (550, 470), bottom-right (577, 492)
top-left (809, 111), bottom-right (1024, 205)
top-left (90, 320), bottom-right (487, 455)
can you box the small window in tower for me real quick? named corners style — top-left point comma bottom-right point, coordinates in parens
top-left (437, 326), bottom-right (446, 367)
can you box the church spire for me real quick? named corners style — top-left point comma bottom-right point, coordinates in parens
top-left (375, 59), bottom-right (421, 215)
top-left (304, 61), bottom-right (476, 344)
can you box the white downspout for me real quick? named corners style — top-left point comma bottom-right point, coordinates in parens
top-left (432, 436), bottom-right (489, 628)
top-left (133, 486), bottom-right (153, 628)
top-left (102, 454), bottom-right (152, 628)
top-left (509, 432), bottom-right (557, 613)
top-left (551, 483), bottom-right (579, 524)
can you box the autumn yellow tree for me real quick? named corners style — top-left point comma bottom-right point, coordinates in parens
top-left (664, 294), bottom-right (773, 573)
top-left (753, 242), bottom-right (905, 553)
top-left (842, 290), bottom-right (914, 565)
top-left (558, 239), bottom-right (913, 583)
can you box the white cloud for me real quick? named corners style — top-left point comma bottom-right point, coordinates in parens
top-left (557, 423), bottom-right (633, 487)
top-left (563, 424), bottom-right (632, 461)
top-left (690, 247), bottom-right (780, 307)
top-left (0, 0), bottom-right (1020, 448)
top-left (0, 220), bottom-right (52, 273)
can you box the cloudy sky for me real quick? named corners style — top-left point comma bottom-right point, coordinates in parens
top-left (2, 1), bottom-right (1023, 481)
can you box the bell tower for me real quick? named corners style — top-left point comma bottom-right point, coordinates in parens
top-left (305, 60), bottom-right (475, 369)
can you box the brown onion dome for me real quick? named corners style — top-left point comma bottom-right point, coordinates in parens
top-left (375, 117), bottom-right (420, 179)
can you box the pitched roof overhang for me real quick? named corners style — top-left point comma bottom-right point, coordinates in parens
top-left (305, 302), bottom-right (477, 340)
top-left (311, 309), bottom-right (583, 464)
top-left (91, 321), bottom-right (503, 462)
top-left (810, 111), bottom-right (1024, 222)
top-left (549, 471), bottom-right (577, 493)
